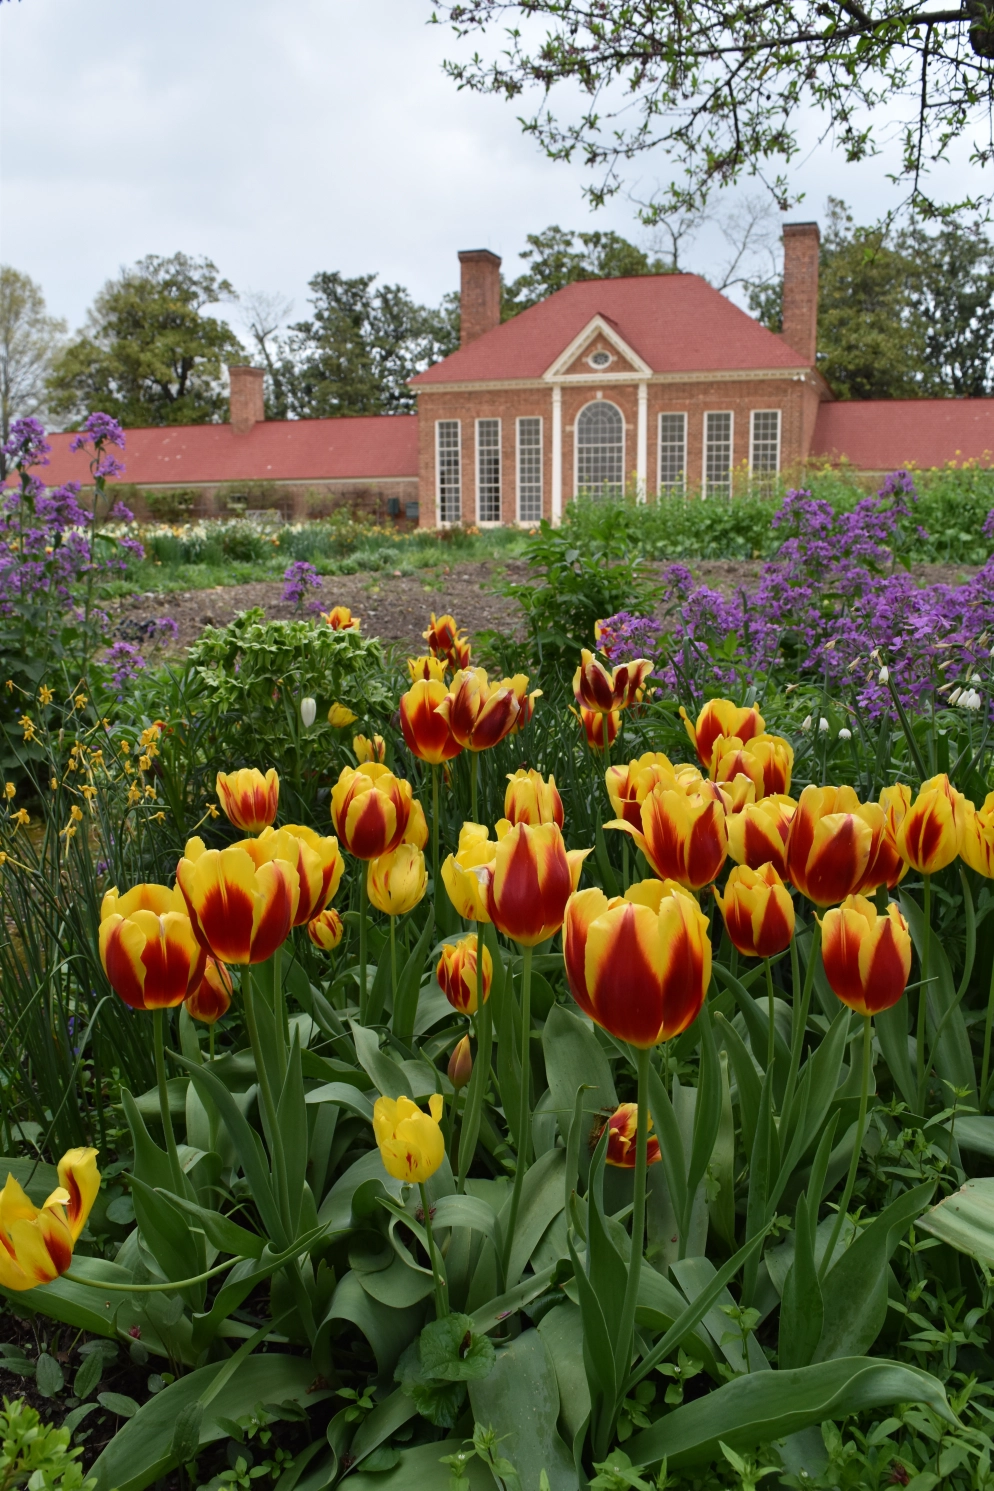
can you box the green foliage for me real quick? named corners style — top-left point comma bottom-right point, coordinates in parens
top-left (47, 253), bottom-right (243, 428)
top-left (0, 1399), bottom-right (93, 1491)
top-left (140, 488), bottom-right (199, 522)
top-left (502, 226), bottom-right (672, 318)
top-left (0, 267), bottom-right (66, 472)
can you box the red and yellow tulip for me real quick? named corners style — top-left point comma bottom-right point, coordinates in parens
top-left (440, 822), bottom-right (500, 922)
top-left (960, 790), bottom-right (994, 878)
top-left (605, 753), bottom-right (678, 827)
top-left (715, 862), bottom-right (795, 959)
top-left (399, 679), bottom-right (462, 764)
top-left (725, 796), bottom-right (796, 878)
top-left (0, 1148), bottom-right (100, 1291)
top-left (353, 734), bottom-right (386, 764)
top-left (855, 785), bottom-right (912, 894)
top-left (185, 957), bottom-right (233, 1024)
top-left (819, 895), bottom-right (912, 1016)
top-left (408, 654), bottom-right (448, 684)
top-left (896, 773), bottom-right (968, 874)
top-left (710, 733), bottom-right (793, 799)
top-left (308, 906), bottom-right (345, 951)
top-left (598, 1104), bottom-right (662, 1168)
top-left (176, 837), bottom-right (298, 966)
top-left (323, 606), bottom-right (360, 631)
top-left (215, 767), bottom-right (279, 835)
top-left (573, 649), bottom-right (653, 714)
top-left (331, 764), bottom-right (418, 860)
top-left (479, 821), bottom-right (590, 947)
top-left (423, 613), bottom-right (471, 670)
top-left (607, 787), bottom-right (727, 891)
top-left (504, 769), bottom-right (564, 828)
top-left (680, 698), bottom-right (766, 770)
top-left (254, 824), bottom-right (344, 926)
top-left (563, 878), bottom-right (711, 1047)
top-left (367, 843), bottom-right (428, 917)
top-left (574, 704), bottom-right (620, 752)
top-left (437, 935), bottom-right (493, 1014)
top-left (785, 785), bottom-right (877, 907)
top-left (507, 674), bottom-right (542, 732)
top-left (435, 668), bottom-right (520, 751)
top-left (99, 882), bottom-right (206, 1010)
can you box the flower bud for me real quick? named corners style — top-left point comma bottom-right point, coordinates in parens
top-left (300, 697), bottom-right (317, 728)
top-left (308, 906), bottom-right (344, 951)
top-left (437, 935), bottom-right (492, 1014)
top-left (185, 957), bottom-right (232, 1024)
top-left (447, 1035), bottom-right (473, 1091)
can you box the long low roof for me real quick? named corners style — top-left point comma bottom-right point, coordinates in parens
top-left (811, 399), bottom-right (994, 470)
top-left (7, 414), bottom-right (419, 487)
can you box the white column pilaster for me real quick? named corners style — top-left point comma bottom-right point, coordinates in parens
top-left (551, 384), bottom-right (563, 524)
top-left (636, 381), bottom-right (648, 501)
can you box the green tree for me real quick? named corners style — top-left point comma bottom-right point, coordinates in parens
top-left (0, 267), bottom-right (66, 475)
top-left (502, 225), bottom-right (669, 317)
top-left (47, 253), bottom-right (243, 428)
top-left (748, 201), bottom-right (994, 399)
top-left (438, 2), bottom-right (994, 217)
top-left (269, 272), bottom-right (459, 418)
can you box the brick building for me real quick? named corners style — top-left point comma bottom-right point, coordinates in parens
top-left (15, 223), bottom-right (994, 524)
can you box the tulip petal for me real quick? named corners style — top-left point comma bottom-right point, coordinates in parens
top-left (55, 1149), bottom-right (100, 1242)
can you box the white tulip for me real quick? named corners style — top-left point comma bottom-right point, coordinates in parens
top-left (300, 696), bottom-right (317, 728)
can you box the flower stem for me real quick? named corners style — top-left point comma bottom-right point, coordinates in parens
top-left (764, 957), bottom-right (776, 1078)
top-left (419, 1181), bottom-right (448, 1318)
top-left (781, 934), bottom-right (818, 1127)
top-left (820, 1015), bottom-right (872, 1281)
top-left (980, 952), bottom-right (994, 1111)
top-left (501, 943), bottom-right (533, 1277)
top-left (601, 711), bottom-right (611, 769)
top-left (242, 966), bottom-right (291, 1231)
top-left (431, 762), bottom-right (440, 897)
top-left (358, 865), bottom-right (368, 1022)
top-left (153, 1008), bottom-right (184, 1194)
top-left (916, 873), bottom-right (932, 1111)
top-left (615, 1045), bottom-right (650, 1393)
top-left (272, 943), bottom-right (287, 1086)
top-left (470, 752), bottom-right (479, 824)
top-left (389, 915), bottom-right (398, 1027)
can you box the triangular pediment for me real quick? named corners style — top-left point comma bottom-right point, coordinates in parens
top-left (543, 314), bottom-right (652, 381)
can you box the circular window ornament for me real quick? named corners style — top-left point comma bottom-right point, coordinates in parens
top-left (588, 350), bottom-right (613, 369)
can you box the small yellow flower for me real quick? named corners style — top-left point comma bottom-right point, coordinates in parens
top-left (140, 725), bottom-right (161, 746)
top-left (4, 681), bottom-right (13, 693)
top-left (49, 777), bottom-right (58, 792)
top-left (152, 811), bottom-right (166, 822)
top-left (3, 784), bottom-right (14, 800)
top-left (60, 822), bottom-right (77, 840)
top-left (70, 805), bottom-right (83, 823)
top-left (81, 785), bottom-right (97, 801)
top-left (19, 716), bottom-right (36, 743)
top-left (206, 803), bottom-right (220, 819)
top-left (0, 852), bottom-right (7, 866)
top-left (124, 763), bottom-right (133, 775)
top-left (73, 695), bottom-right (87, 710)
top-left (13, 810), bottom-right (30, 828)
top-left (144, 785), bottom-right (157, 800)
top-left (38, 686), bottom-right (53, 706)
top-left (120, 742), bottom-right (131, 755)
top-left (139, 755), bottom-right (151, 772)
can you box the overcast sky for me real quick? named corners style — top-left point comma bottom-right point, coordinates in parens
top-left (0, 0), bottom-right (982, 342)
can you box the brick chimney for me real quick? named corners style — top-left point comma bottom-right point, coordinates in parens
top-left (781, 222), bottom-right (820, 366)
top-left (228, 365), bottom-right (265, 432)
top-left (458, 249), bottom-right (502, 346)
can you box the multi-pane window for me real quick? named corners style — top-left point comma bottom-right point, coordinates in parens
top-left (658, 413), bottom-right (687, 494)
top-left (576, 401), bottom-right (624, 498)
top-left (750, 410), bottom-right (781, 492)
top-left (436, 420), bottom-right (461, 524)
top-left (476, 419), bottom-right (501, 523)
top-left (704, 411), bottom-right (733, 498)
top-left (517, 417), bottom-right (542, 523)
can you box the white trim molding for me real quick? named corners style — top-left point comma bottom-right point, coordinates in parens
top-left (543, 315), bottom-right (653, 382)
top-left (551, 385), bottom-right (563, 524)
top-left (636, 382), bottom-right (648, 500)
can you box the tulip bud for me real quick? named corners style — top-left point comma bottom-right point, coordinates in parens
top-left (353, 733), bottom-right (386, 765)
top-left (437, 935), bottom-right (492, 1014)
top-left (185, 956), bottom-right (233, 1024)
top-left (447, 1034), bottom-right (473, 1090)
top-left (367, 843), bottom-right (428, 917)
top-left (597, 1103), bottom-right (662, 1168)
top-left (573, 704), bottom-right (620, 752)
top-left (715, 863), bottom-right (795, 959)
top-left (327, 702), bottom-right (358, 728)
top-left (308, 906), bottom-right (344, 951)
top-left (300, 697), bottom-right (317, 728)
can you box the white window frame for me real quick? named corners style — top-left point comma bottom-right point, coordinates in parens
top-left (702, 410), bottom-right (734, 499)
top-left (749, 409), bottom-right (781, 486)
top-left (574, 399), bottom-right (626, 499)
top-left (435, 419), bottom-right (461, 525)
top-left (516, 416), bottom-right (543, 524)
top-left (657, 412), bottom-right (687, 495)
top-left (475, 417), bottom-right (502, 525)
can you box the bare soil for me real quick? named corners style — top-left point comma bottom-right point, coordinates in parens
top-left (112, 557), bottom-right (985, 655)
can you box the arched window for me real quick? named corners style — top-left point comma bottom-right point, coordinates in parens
top-left (575, 401), bottom-right (624, 498)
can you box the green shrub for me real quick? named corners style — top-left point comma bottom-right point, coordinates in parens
top-left (142, 488), bottom-right (199, 522)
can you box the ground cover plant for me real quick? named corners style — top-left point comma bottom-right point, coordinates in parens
top-left (6, 423), bottom-right (994, 1488)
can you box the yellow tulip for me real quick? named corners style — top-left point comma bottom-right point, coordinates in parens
top-left (367, 844), bottom-right (428, 917)
top-left (441, 822), bottom-right (501, 922)
top-left (896, 773), bottom-right (969, 875)
top-left (0, 1149), bottom-right (100, 1291)
top-left (373, 1094), bottom-right (445, 1183)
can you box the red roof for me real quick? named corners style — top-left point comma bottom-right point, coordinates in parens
top-left (412, 273), bottom-right (808, 384)
top-left (811, 399), bottom-right (994, 470)
top-left (7, 414), bottom-right (418, 488)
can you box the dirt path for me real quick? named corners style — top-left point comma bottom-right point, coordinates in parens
top-left (114, 557), bottom-right (983, 655)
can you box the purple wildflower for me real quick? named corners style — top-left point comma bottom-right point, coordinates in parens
top-left (282, 559), bottom-right (321, 611)
top-left (69, 413), bottom-right (126, 453)
top-left (2, 417), bottom-right (50, 469)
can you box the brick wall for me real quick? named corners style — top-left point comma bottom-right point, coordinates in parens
top-left (416, 375), bottom-right (823, 525)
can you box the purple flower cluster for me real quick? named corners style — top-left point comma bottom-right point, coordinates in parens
top-left (596, 611), bottom-right (662, 664)
top-left (282, 559), bottom-right (322, 611)
top-left (106, 640), bottom-right (147, 692)
top-left (600, 474), bottom-right (994, 719)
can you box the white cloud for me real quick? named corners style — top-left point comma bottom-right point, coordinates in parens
top-left (0, 0), bottom-right (982, 333)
